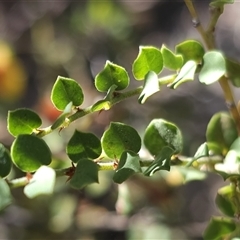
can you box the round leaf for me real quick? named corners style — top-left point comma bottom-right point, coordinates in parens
top-left (199, 51), bottom-right (226, 85)
top-left (161, 44), bottom-right (183, 70)
top-left (8, 109), bottom-right (42, 137)
top-left (51, 76), bottom-right (84, 110)
top-left (11, 134), bottom-right (52, 172)
top-left (23, 166), bottom-right (56, 198)
top-left (101, 122), bottom-right (141, 159)
top-left (67, 130), bottom-right (102, 162)
top-left (132, 46), bottom-right (163, 80)
top-left (0, 144), bottom-right (12, 178)
top-left (70, 159), bottom-right (99, 189)
top-left (113, 151), bottom-right (142, 184)
top-left (144, 119), bottom-right (183, 156)
top-left (225, 58), bottom-right (240, 87)
top-left (175, 40), bottom-right (204, 64)
top-left (206, 112), bottom-right (238, 154)
top-left (95, 61), bottom-right (129, 92)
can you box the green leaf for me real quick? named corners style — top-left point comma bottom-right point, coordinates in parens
top-left (161, 44), bottom-right (183, 70)
top-left (226, 58), bottom-right (240, 87)
top-left (138, 71), bottom-right (160, 104)
top-left (144, 119), bottom-right (183, 156)
top-left (199, 51), bottom-right (226, 85)
top-left (210, 0), bottom-right (234, 7)
top-left (0, 143), bottom-right (12, 178)
top-left (7, 109), bottom-right (42, 137)
top-left (144, 147), bottom-right (174, 176)
top-left (51, 76), bottom-right (84, 110)
top-left (132, 46), bottom-right (163, 80)
top-left (0, 178), bottom-right (12, 211)
top-left (67, 130), bottom-right (101, 163)
top-left (203, 217), bottom-right (236, 240)
top-left (206, 112), bottom-right (238, 154)
top-left (215, 185), bottom-right (236, 217)
top-left (101, 122), bottom-right (141, 159)
top-left (113, 151), bottom-right (142, 183)
top-left (11, 134), bottom-right (52, 172)
top-left (175, 40), bottom-right (205, 64)
top-left (23, 166), bottom-right (56, 199)
top-left (95, 61), bottom-right (129, 92)
top-left (169, 60), bottom-right (197, 89)
top-left (70, 160), bottom-right (99, 189)
top-left (177, 167), bottom-right (207, 183)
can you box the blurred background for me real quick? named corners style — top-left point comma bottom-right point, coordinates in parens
top-left (0, 0), bottom-right (239, 239)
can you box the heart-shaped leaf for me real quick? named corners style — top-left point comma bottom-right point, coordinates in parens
top-left (95, 61), bottom-right (129, 92)
top-left (51, 76), bottom-right (84, 110)
top-left (132, 46), bottom-right (163, 80)
top-left (8, 109), bottom-right (42, 137)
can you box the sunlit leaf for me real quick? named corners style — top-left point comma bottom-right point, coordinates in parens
top-left (144, 119), bottom-right (183, 156)
top-left (199, 51), bottom-right (226, 85)
top-left (11, 134), bottom-right (52, 172)
top-left (176, 40), bottom-right (205, 64)
top-left (132, 46), bottom-right (163, 80)
top-left (67, 130), bottom-right (101, 162)
top-left (101, 122), bottom-right (141, 159)
top-left (0, 143), bottom-right (12, 178)
top-left (138, 71), bottom-right (160, 104)
top-left (95, 61), bottom-right (129, 92)
top-left (51, 76), bottom-right (84, 110)
top-left (24, 166), bottom-right (56, 198)
top-left (113, 151), bottom-right (142, 183)
top-left (8, 109), bottom-right (42, 137)
top-left (161, 44), bottom-right (183, 70)
top-left (70, 160), bottom-right (99, 189)
top-left (169, 60), bottom-right (197, 89)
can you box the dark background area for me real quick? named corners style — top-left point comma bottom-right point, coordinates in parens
top-left (0, 1), bottom-right (239, 239)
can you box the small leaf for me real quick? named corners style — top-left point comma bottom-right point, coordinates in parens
top-left (67, 130), bottom-right (101, 162)
top-left (95, 61), bottom-right (129, 92)
top-left (144, 119), bottom-right (183, 156)
top-left (138, 71), bottom-right (160, 104)
top-left (132, 46), bottom-right (163, 80)
top-left (177, 167), bottom-right (206, 183)
top-left (144, 147), bottom-right (174, 176)
top-left (11, 134), bottom-right (52, 172)
top-left (113, 151), bottom-right (142, 183)
top-left (23, 166), bottom-right (56, 199)
top-left (226, 58), bottom-right (240, 87)
top-left (203, 217), bottom-right (236, 240)
top-left (101, 122), bottom-right (141, 159)
top-left (91, 100), bottom-right (111, 112)
top-left (215, 185), bottom-right (236, 217)
top-left (51, 76), bottom-right (84, 110)
top-left (8, 109), bottom-right (42, 137)
top-left (0, 143), bottom-right (12, 178)
top-left (210, 0), bottom-right (234, 7)
top-left (199, 51), bottom-right (226, 85)
top-left (70, 159), bottom-right (99, 189)
top-left (206, 112), bottom-right (238, 154)
top-left (175, 40), bottom-right (205, 64)
top-left (0, 178), bottom-right (12, 211)
top-left (169, 60), bottom-right (197, 89)
top-left (161, 44), bottom-right (183, 70)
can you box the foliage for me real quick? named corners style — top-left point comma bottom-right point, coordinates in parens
top-left (1, 0), bottom-right (240, 239)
